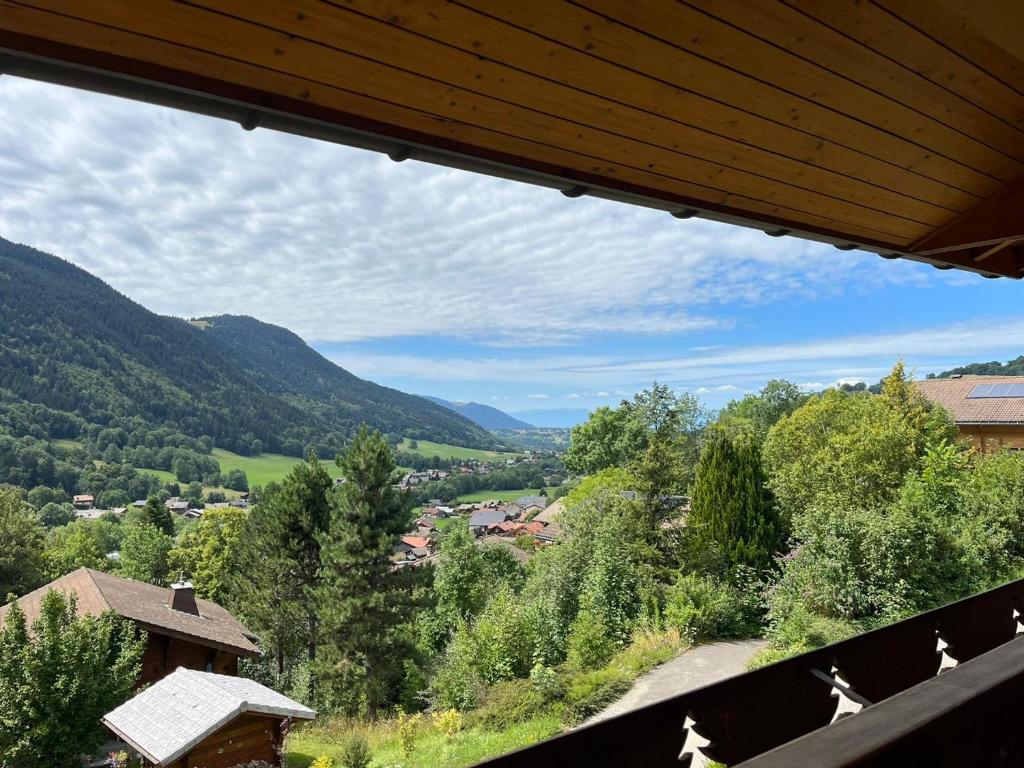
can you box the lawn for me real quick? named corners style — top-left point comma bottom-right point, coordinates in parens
top-left (412, 488), bottom-right (555, 518)
top-left (211, 448), bottom-right (346, 487)
top-left (51, 438), bottom-right (83, 451)
top-left (287, 713), bottom-right (562, 768)
top-left (399, 439), bottom-right (521, 461)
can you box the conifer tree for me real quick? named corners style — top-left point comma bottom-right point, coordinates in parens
top-left (688, 432), bottom-right (783, 573)
top-left (230, 455), bottom-right (332, 677)
top-left (317, 426), bottom-right (418, 719)
top-left (140, 494), bottom-right (174, 536)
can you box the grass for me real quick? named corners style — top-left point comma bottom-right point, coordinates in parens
top-left (210, 448), bottom-right (346, 487)
top-left (51, 438), bottom-right (83, 451)
top-left (287, 712), bottom-right (562, 768)
top-left (286, 630), bottom-right (686, 768)
top-left (453, 488), bottom-right (554, 503)
top-left (399, 439), bottom-right (521, 461)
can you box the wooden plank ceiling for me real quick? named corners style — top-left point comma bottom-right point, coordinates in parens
top-left (1, 0), bottom-right (1022, 277)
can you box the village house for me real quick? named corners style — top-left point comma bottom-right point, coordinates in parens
top-left (916, 376), bottom-right (1024, 452)
top-left (0, 568), bottom-right (260, 686)
top-left (103, 668), bottom-right (314, 768)
top-left (477, 535), bottom-right (532, 564)
top-left (532, 499), bottom-right (565, 544)
top-left (73, 493), bottom-right (94, 509)
top-left (165, 497), bottom-right (190, 515)
top-left (469, 508), bottom-right (508, 535)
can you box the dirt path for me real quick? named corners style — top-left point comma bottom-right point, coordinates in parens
top-left (583, 638), bottom-right (768, 727)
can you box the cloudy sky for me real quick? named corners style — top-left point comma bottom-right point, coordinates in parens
top-left (2, 77), bottom-right (1022, 422)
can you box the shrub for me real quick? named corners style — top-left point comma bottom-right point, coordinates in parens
top-left (432, 708), bottom-right (463, 741)
top-left (311, 754), bottom-right (336, 768)
top-left (664, 573), bottom-right (749, 643)
top-left (561, 677), bottom-right (631, 726)
top-left (397, 711), bottom-right (422, 760)
top-left (566, 609), bottom-right (616, 669)
top-left (338, 736), bottom-right (371, 768)
top-left (465, 678), bottom-right (547, 730)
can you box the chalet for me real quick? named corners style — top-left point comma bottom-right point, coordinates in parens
top-left (437, 505), bottom-right (455, 517)
top-left (533, 500), bottom-right (565, 544)
top-left (0, 568), bottom-right (260, 686)
top-left (469, 508), bottom-right (508, 534)
top-left (165, 497), bottom-right (190, 515)
top-left (73, 494), bottom-right (95, 509)
top-left (515, 495), bottom-right (547, 511)
top-left (412, 516), bottom-right (437, 532)
top-left (504, 503), bottom-right (524, 520)
top-left (401, 535), bottom-right (433, 551)
top-left (103, 668), bottom-right (314, 768)
top-left (916, 376), bottom-right (1024, 452)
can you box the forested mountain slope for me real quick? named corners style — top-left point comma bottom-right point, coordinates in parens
top-left (200, 315), bottom-right (493, 449)
top-left (423, 395), bottom-right (533, 430)
top-left (930, 356), bottom-right (1024, 378)
top-left (0, 238), bottom-right (491, 455)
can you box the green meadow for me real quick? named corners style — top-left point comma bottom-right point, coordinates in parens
top-left (398, 439), bottom-right (522, 461)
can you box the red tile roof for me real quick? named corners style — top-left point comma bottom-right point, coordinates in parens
top-left (916, 376), bottom-right (1024, 425)
top-left (0, 568), bottom-right (260, 657)
top-left (401, 536), bottom-right (432, 549)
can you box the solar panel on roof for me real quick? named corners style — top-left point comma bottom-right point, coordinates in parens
top-left (967, 383), bottom-right (1024, 399)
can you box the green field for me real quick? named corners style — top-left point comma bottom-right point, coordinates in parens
top-left (211, 448), bottom-right (345, 487)
top-left (51, 438), bottom-right (83, 451)
top-left (398, 439), bottom-right (521, 461)
top-left (452, 488), bottom-right (553, 503)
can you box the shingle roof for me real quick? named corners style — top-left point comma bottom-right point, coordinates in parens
top-left (469, 509), bottom-right (508, 527)
top-left (916, 376), bottom-right (1024, 425)
top-left (534, 499), bottom-right (565, 525)
top-left (0, 568), bottom-right (260, 657)
top-left (103, 668), bottom-right (314, 766)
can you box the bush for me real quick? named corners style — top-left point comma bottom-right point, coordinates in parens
top-left (338, 736), bottom-right (371, 768)
top-left (465, 678), bottom-right (547, 730)
top-left (664, 573), bottom-right (750, 643)
top-left (566, 610), bottom-right (616, 669)
top-left (311, 754), bottom-right (336, 768)
top-left (432, 708), bottom-right (463, 741)
top-left (561, 677), bottom-right (631, 726)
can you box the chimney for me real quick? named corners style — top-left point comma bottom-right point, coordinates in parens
top-left (168, 579), bottom-right (200, 616)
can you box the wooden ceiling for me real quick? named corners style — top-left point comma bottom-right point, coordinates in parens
top-left (1, 0), bottom-right (1022, 277)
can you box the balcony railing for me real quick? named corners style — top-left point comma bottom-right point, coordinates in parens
top-left (475, 577), bottom-right (1024, 767)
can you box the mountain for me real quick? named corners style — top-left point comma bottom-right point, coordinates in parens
top-left (0, 238), bottom-right (492, 455)
top-left (198, 316), bottom-right (494, 448)
top-left (424, 396), bottom-right (533, 430)
top-left (509, 408), bottom-right (592, 428)
top-left (929, 356), bottom-right (1024, 379)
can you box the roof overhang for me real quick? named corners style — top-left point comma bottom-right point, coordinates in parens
top-left (1, 2), bottom-right (1022, 278)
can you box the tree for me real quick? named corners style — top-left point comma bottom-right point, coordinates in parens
top-left (431, 522), bottom-right (487, 645)
top-left (44, 523), bottom-right (109, 579)
top-left (36, 502), bottom-right (74, 529)
top-left (688, 432), bottom-right (783, 572)
top-left (224, 469), bottom-right (249, 492)
top-left (119, 522), bottom-right (171, 584)
top-left (317, 426), bottom-right (417, 718)
top-left (0, 590), bottom-right (144, 767)
top-left (139, 494), bottom-right (174, 536)
top-left (762, 388), bottom-right (921, 524)
top-left (168, 506), bottom-right (246, 603)
top-left (717, 379), bottom-right (805, 444)
top-left (231, 456), bottom-right (332, 679)
top-left (0, 487), bottom-right (46, 598)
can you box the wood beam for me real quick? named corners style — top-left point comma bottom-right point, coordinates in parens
top-left (911, 177), bottom-right (1024, 255)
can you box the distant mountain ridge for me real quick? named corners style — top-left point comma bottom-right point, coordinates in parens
top-left (424, 396), bottom-right (533, 430)
top-left (509, 408), bottom-right (592, 428)
top-left (0, 237), bottom-right (493, 455)
top-left (929, 355), bottom-right (1024, 379)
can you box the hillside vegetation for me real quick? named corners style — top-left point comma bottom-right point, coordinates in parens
top-left (0, 238), bottom-right (491, 459)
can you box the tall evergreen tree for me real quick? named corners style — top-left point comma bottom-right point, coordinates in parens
top-left (231, 455), bottom-right (332, 678)
top-left (317, 426), bottom-right (418, 719)
top-left (140, 495), bottom-right (174, 537)
top-left (688, 432), bottom-right (783, 573)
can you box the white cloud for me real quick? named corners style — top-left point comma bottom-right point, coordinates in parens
top-left (695, 384), bottom-right (738, 394)
top-left (0, 78), bottom-right (958, 349)
top-left (528, 393), bottom-right (550, 399)
top-left (566, 393), bottom-right (581, 399)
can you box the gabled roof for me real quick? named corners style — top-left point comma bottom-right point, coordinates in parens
top-left (401, 535), bottom-right (432, 549)
top-left (534, 499), bottom-right (565, 525)
top-left (515, 495), bottom-right (547, 509)
top-left (0, 568), bottom-right (260, 657)
top-left (916, 376), bottom-right (1024, 425)
top-left (103, 668), bottom-right (314, 766)
top-left (469, 509), bottom-right (508, 527)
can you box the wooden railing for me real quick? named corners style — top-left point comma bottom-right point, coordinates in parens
top-left (474, 578), bottom-right (1024, 767)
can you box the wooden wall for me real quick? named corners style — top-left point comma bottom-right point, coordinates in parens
top-left (139, 632), bottom-right (239, 686)
top-left (166, 713), bottom-right (284, 768)
top-left (959, 424), bottom-right (1024, 453)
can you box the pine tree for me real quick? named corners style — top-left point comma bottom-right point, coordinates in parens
top-left (140, 495), bottom-right (174, 536)
top-left (688, 432), bottom-right (783, 573)
top-left (316, 426), bottom-right (418, 719)
top-left (230, 455), bottom-right (332, 678)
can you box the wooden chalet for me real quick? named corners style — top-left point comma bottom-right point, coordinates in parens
top-left (103, 668), bottom-right (314, 768)
top-left (0, 568), bottom-right (260, 686)
top-left (2, 2), bottom-right (1024, 764)
top-left (916, 375), bottom-right (1024, 452)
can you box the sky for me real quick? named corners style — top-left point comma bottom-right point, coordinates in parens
top-left (2, 77), bottom-right (1023, 423)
